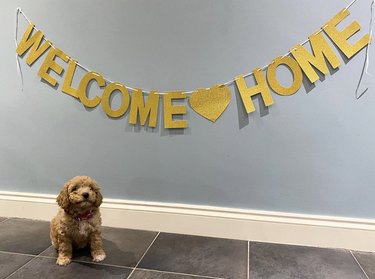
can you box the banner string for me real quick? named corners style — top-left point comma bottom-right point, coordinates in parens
top-left (15, 0), bottom-right (369, 96)
top-left (355, 0), bottom-right (374, 99)
top-left (15, 7), bottom-right (24, 91)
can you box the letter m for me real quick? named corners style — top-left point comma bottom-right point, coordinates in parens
top-left (291, 32), bottom-right (341, 83)
top-left (129, 89), bottom-right (160, 128)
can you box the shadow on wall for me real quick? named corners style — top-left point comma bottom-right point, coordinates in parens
top-left (233, 84), bottom-right (270, 130)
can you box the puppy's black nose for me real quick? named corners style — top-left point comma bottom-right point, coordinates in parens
top-left (82, 192), bottom-right (89, 199)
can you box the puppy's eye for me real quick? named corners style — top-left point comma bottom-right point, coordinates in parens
top-left (71, 186), bottom-right (78, 192)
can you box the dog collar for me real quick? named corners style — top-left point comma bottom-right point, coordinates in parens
top-left (74, 210), bottom-right (94, 221)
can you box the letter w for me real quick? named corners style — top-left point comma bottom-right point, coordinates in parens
top-left (16, 23), bottom-right (51, 65)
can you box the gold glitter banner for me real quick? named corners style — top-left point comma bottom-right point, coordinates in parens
top-left (15, 6), bottom-right (370, 129)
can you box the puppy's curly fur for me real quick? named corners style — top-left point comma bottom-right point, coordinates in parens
top-left (50, 176), bottom-right (106, 266)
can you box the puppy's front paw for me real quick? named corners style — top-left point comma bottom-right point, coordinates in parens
top-left (92, 251), bottom-right (106, 262)
top-left (56, 256), bottom-right (71, 266)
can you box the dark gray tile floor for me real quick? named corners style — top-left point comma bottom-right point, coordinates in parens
top-left (0, 217), bottom-right (373, 279)
top-left (353, 251), bottom-right (375, 279)
top-left (249, 242), bottom-right (367, 279)
top-left (138, 233), bottom-right (248, 278)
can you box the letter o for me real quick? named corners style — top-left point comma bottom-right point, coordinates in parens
top-left (267, 56), bottom-right (303, 96)
top-left (101, 82), bottom-right (130, 118)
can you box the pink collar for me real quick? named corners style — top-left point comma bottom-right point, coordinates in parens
top-left (74, 210), bottom-right (94, 221)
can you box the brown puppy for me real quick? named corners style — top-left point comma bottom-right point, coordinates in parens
top-left (50, 176), bottom-right (106, 266)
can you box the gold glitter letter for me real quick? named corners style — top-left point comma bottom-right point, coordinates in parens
top-left (235, 70), bottom-right (274, 114)
top-left (267, 56), bottom-right (303, 96)
top-left (77, 71), bottom-right (105, 108)
top-left (37, 47), bottom-right (69, 87)
top-left (163, 92), bottom-right (188, 129)
top-left (16, 23), bottom-right (51, 65)
top-left (324, 9), bottom-right (370, 59)
top-left (101, 82), bottom-right (130, 118)
top-left (62, 59), bottom-right (79, 98)
top-left (291, 32), bottom-right (341, 83)
top-left (129, 89), bottom-right (160, 128)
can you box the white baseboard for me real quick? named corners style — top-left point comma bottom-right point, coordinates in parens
top-left (1, 191), bottom-right (375, 252)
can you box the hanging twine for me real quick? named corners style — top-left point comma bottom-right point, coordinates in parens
top-left (15, 0), bottom-right (370, 96)
top-left (15, 8), bottom-right (24, 91)
top-left (355, 0), bottom-right (374, 99)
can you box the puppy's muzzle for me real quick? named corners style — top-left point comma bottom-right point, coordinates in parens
top-left (82, 192), bottom-right (89, 199)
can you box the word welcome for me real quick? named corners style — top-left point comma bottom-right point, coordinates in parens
top-left (16, 8), bottom-right (370, 129)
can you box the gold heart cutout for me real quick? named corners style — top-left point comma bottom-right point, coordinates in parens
top-left (189, 84), bottom-right (231, 122)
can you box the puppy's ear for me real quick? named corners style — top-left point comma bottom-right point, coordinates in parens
top-left (56, 183), bottom-right (70, 210)
top-left (92, 181), bottom-right (103, 207)
top-left (94, 191), bottom-right (103, 208)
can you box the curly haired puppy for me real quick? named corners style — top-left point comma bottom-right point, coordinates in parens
top-left (50, 176), bottom-right (106, 266)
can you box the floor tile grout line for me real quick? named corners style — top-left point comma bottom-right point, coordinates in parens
top-left (135, 232), bottom-right (161, 267)
top-left (135, 267), bottom-right (226, 279)
top-left (35, 242), bottom-right (137, 269)
top-left (0, 218), bottom-right (10, 224)
top-left (3, 243), bottom-right (56, 278)
top-left (350, 250), bottom-right (370, 279)
top-left (126, 231), bottom-right (161, 279)
top-left (67, 258), bottom-right (134, 270)
top-left (4, 255), bottom-right (36, 279)
top-left (34, 254), bottom-right (135, 270)
top-left (37, 245), bottom-right (54, 257)
top-left (248, 241), bottom-right (251, 279)
top-left (0, 250), bottom-right (40, 258)
top-left (0, 247), bottom-right (134, 270)
top-left (1, 244), bottom-right (56, 259)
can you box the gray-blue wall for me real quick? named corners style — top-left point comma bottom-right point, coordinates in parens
top-left (1, 0), bottom-right (375, 218)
